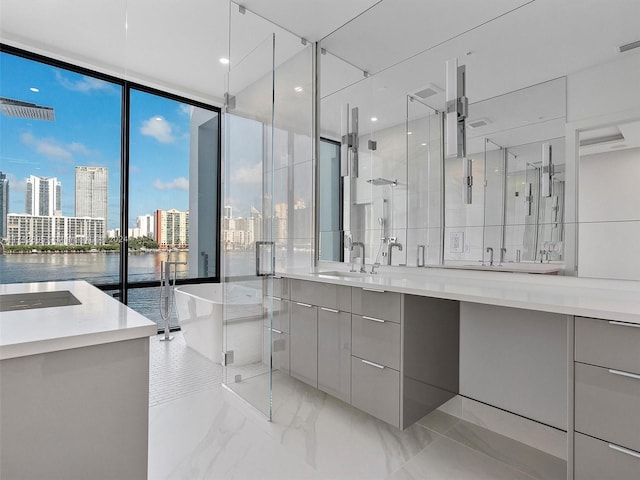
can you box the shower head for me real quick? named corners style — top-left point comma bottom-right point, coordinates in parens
top-left (367, 178), bottom-right (397, 186)
top-left (378, 217), bottom-right (385, 226)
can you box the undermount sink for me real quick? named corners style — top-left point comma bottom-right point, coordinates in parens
top-left (0, 291), bottom-right (82, 312)
top-left (310, 270), bottom-right (372, 279)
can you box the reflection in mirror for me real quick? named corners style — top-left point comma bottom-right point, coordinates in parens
top-left (578, 119), bottom-right (640, 281)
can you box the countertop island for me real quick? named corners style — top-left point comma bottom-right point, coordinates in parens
top-left (0, 280), bottom-right (156, 479)
top-left (0, 280), bottom-right (157, 360)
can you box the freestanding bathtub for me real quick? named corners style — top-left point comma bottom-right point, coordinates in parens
top-left (174, 283), bottom-right (263, 364)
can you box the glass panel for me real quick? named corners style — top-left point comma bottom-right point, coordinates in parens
top-left (222, 32), bottom-right (275, 418)
top-left (483, 141), bottom-right (505, 265)
top-left (407, 98), bottom-right (442, 266)
top-left (318, 139), bottom-right (342, 262)
top-left (1, 50), bottom-right (122, 287)
top-left (127, 89), bottom-right (219, 326)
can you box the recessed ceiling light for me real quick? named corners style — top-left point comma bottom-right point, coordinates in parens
top-left (219, 57), bottom-right (230, 65)
top-left (407, 131), bottom-right (412, 135)
top-left (294, 86), bottom-right (303, 93)
top-left (371, 117), bottom-right (378, 122)
top-left (30, 87), bottom-right (39, 92)
top-left (421, 143), bottom-right (427, 146)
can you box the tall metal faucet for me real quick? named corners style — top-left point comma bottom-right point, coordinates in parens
top-left (351, 241), bottom-right (366, 273)
top-left (486, 247), bottom-right (494, 266)
top-left (388, 241), bottom-right (403, 266)
top-left (500, 247), bottom-right (507, 265)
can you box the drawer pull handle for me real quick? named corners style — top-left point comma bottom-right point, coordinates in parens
top-left (363, 288), bottom-right (385, 293)
top-left (609, 444), bottom-right (640, 459)
top-left (296, 302), bottom-right (313, 308)
top-left (321, 307), bottom-right (339, 313)
top-left (362, 315), bottom-right (385, 323)
top-left (609, 320), bottom-right (640, 329)
top-left (361, 359), bottom-right (385, 369)
top-left (608, 369), bottom-right (640, 381)
top-left (271, 328), bottom-right (283, 334)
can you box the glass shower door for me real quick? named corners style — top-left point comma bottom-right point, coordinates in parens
top-left (222, 33), bottom-right (275, 419)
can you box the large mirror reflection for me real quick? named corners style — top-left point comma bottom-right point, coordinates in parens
top-left (318, 33), bottom-right (567, 273)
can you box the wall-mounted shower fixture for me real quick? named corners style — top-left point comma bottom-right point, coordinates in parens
top-left (541, 143), bottom-right (553, 197)
top-left (341, 104), bottom-right (359, 178)
top-left (367, 178), bottom-right (397, 186)
top-left (445, 58), bottom-right (471, 203)
top-left (445, 58), bottom-right (468, 159)
top-left (525, 182), bottom-right (534, 216)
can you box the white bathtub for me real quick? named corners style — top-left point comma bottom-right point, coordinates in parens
top-left (174, 283), bottom-right (263, 364)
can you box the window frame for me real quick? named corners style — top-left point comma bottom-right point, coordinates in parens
top-left (0, 43), bottom-right (222, 310)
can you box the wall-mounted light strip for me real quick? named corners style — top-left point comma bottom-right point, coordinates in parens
top-left (341, 104), bottom-right (359, 178)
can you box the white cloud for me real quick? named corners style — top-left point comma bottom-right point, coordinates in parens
top-left (21, 132), bottom-right (71, 161)
top-left (68, 142), bottom-right (91, 155)
top-left (178, 104), bottom-right (192, 116)
top-left (140, 116), bottom-right (175, 144)
top-left (55, 71), bottom-right (113, 93)
top-left (153, 177), bottom-right (189, 191)
top-left (230, 162), bottom-right (262, 185)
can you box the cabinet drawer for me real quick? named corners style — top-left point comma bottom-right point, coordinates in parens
top-left (318, 309), bottom-right (351, 403)
top-left (263, 297), bottom-right (290, 334)
top-left (290, 279), bottom-right (338, 309)
top-left (351, 288), bottom-right (401, 323)
top-left (575, 362), bottom-right (640, 452)
top-left (575, 432), bottom-right (640, 480)
top-left (352, 314), bottom-right (401, 370)
top-left (575, 317), bottom-right (640, 374)
top-left (269, 277), bottom-right (290, 300)
top-left (351, 356), bottom-right (400, 427)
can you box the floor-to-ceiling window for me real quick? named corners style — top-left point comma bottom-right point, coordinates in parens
top-left (0, 46), bottom-right (220, 329)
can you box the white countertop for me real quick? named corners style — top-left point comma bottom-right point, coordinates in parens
top-left (281, 266), bottom-right (640, 324)
top-left (0, 280), bottom-right (157, 360)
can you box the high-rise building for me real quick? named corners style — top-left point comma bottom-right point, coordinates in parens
top-left (224, 205), bottom-right (233, 219)
top-left (0, 172), bottom-right (8, 238)
top-left (7, 213), bottom-right (105, 246)
top-left (25, 175), bottom-right (61, 216)
top-left (155, 209), bottom-right (189, 248)
top-left (136, 214), bottom-right (155, 238)
top-left (75, 166), bottom-right (108, 226)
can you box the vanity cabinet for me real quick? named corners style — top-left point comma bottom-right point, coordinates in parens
top-left (289, 280), bottom-right (352, 391)
top-left (290, 301), bottom-right (318, 387)
top-left (574, 316), bottom-right (640, 479)
top-left (287, 278), bottom-right (459, 430)
top-left (318, 308), bottom-right (351, 403)
top-left (263, 277), bottom-right (291, 375)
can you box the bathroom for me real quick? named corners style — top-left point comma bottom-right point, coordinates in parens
top-left (1, 1), bottom-right (640, 479)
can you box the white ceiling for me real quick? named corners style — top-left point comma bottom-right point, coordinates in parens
top-left (1, 0), bottom-right (639, 125)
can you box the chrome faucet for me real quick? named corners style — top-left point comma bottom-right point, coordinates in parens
top-left (500, 247), bottom-right (507, 265)
top-left (388, 241), bottom-right (403, 266)
top-left (351, 241), bottom-right (366, 273)
top-left (486, 247), bottom-right (494, 266)
top-left (370, 262), bottom-right (381, 274)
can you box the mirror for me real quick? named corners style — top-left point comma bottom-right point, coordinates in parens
top-left (318, 35), bottom-right (567, 271)
top-left (577, 119), bottom-right (640, 281)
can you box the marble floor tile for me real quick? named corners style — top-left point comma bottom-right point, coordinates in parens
top-left (442, 420), bottom-right (567, 480)
top-left (388, 434), bottom-right (536, 480)
top-left (416, 409), bottom-right (460, 435)
top-left (148, 385), bottom-right (320, 480)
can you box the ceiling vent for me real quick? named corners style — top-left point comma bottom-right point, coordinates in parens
top-left (412, 83), bottom-right (443, 99)
top-left (619, 40), bottom-right (640, 53)
top-left (579, 133), bottom-right (624, 146)
top-left (467, 117), bottom-right (490, 129)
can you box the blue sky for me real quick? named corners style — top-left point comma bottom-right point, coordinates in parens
top-left (0, 51), bottom-right (191, 230)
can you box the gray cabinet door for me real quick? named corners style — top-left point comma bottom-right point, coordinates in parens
top-left (351, 356), bottom-right (400, 428)
top-left (290, 302), bottom-right (318, 387)
top-left (575, 317), bottom-right (640, 375)
top-left (318, 309), bottom-right (351, 403)
top-left (575, 433), bottom-right (640, 480)
top-left (575, 362), bottom-right (640, 452)
top-left (351, 288), bottom-right (401, 322)
top-left (352, 314), bottom-right (401, 370)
